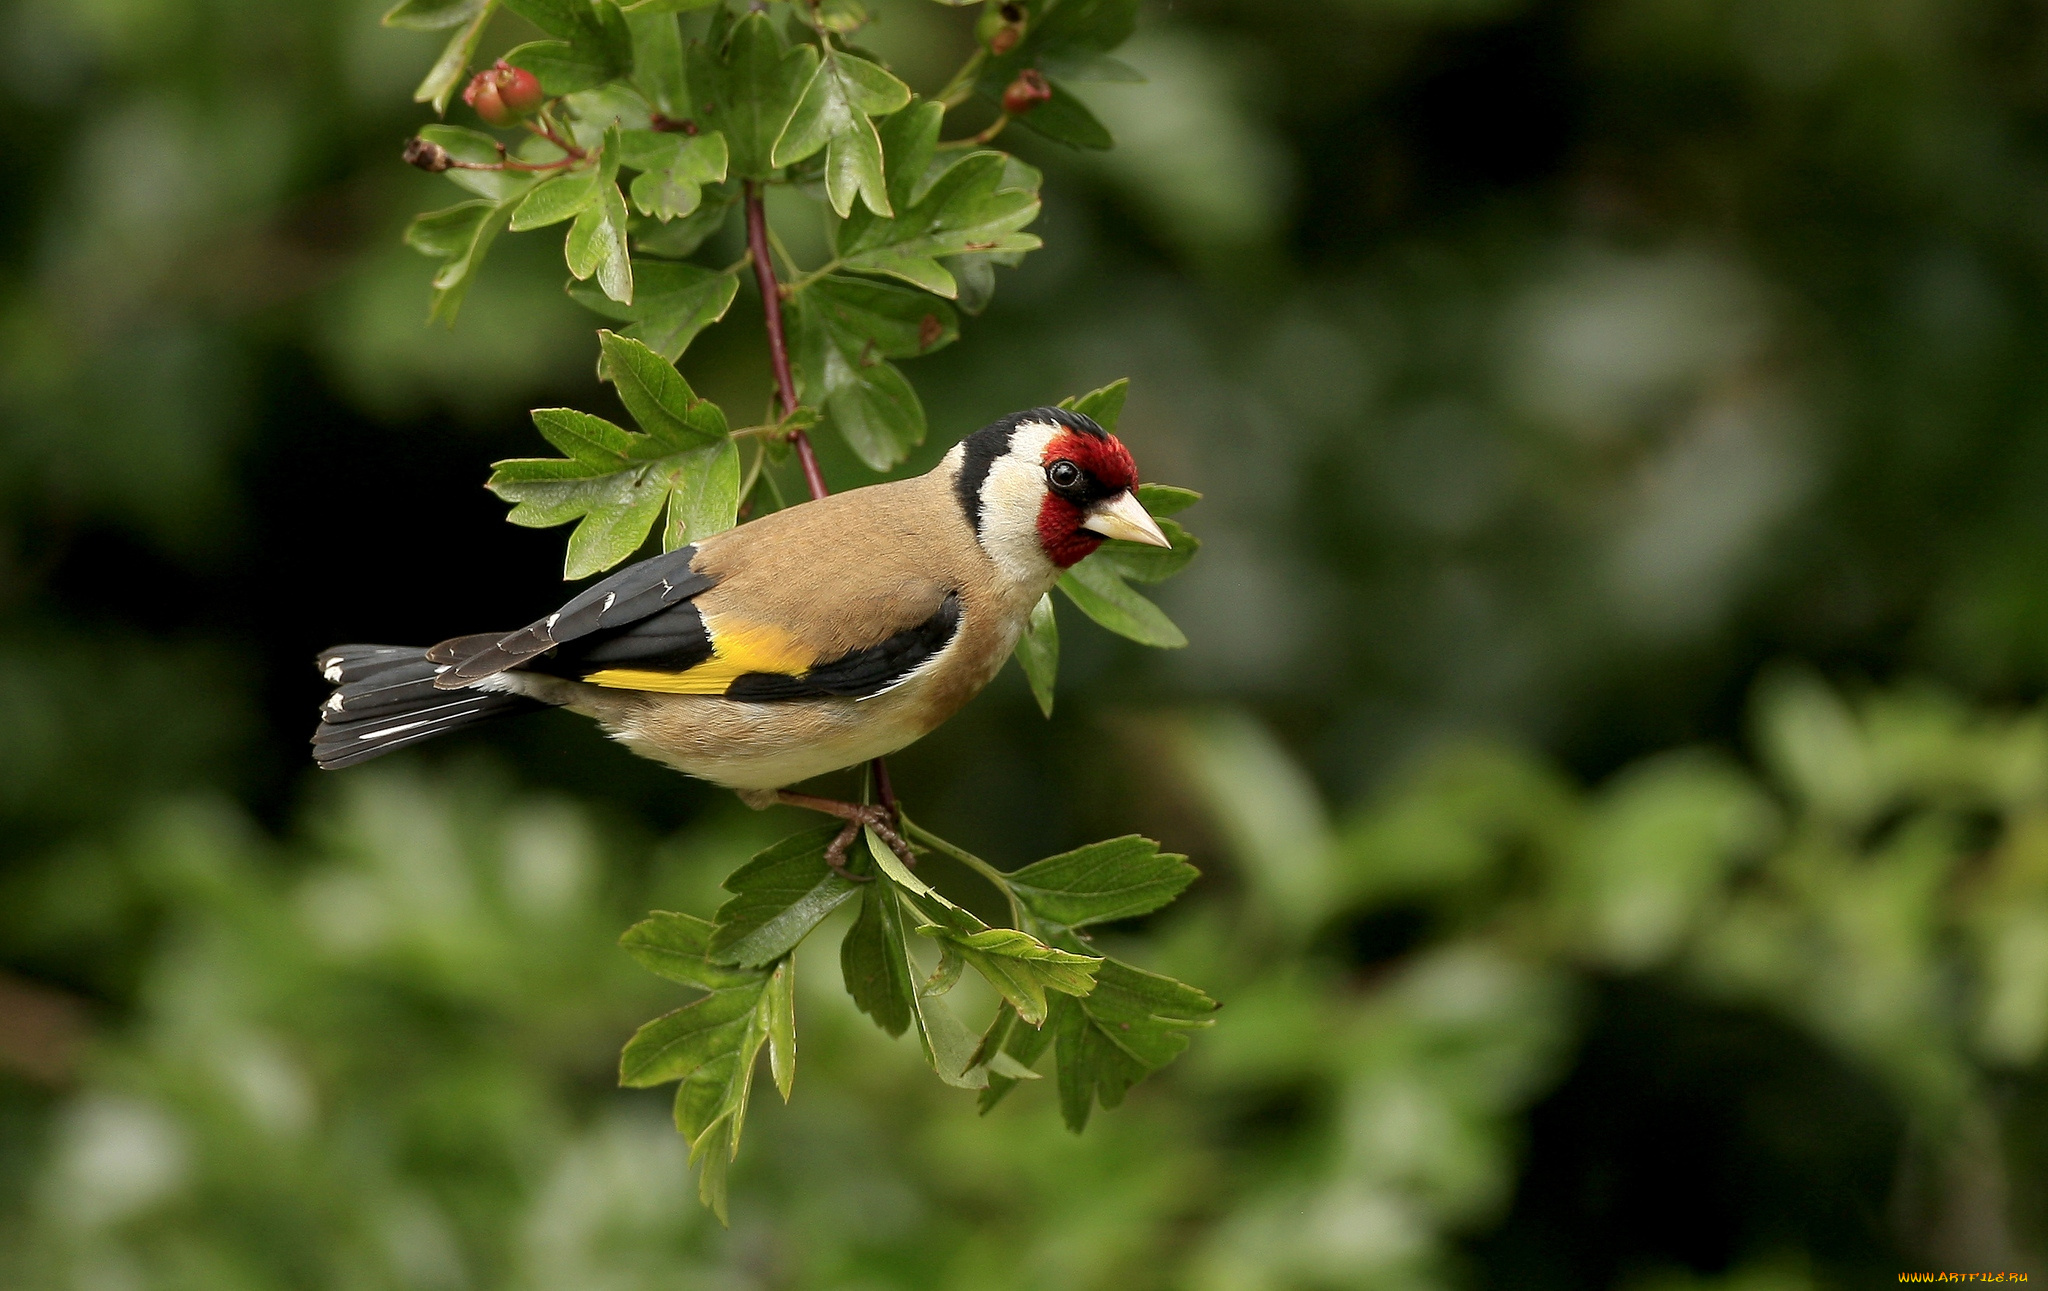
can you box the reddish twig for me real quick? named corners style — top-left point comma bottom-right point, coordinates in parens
top-left (743, 180), bottom-right (829, 502)
top-left (744, 180), bottom-right (897, 817)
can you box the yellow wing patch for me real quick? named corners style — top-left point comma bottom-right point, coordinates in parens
top-left (582, 615), bottom-right (816, 694)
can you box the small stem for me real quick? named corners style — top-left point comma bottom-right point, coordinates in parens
top-left (936, 47), bottom-right (987, 110)
top-left (939, 114), bottom-right (1010, 150)
top-left (900, 815), bottom-right (1026, 930)
top-left (785, 258), bottom-right (845, 293)
top-left (523, 113), bottom-right (585, 159)
top-left (744, 180), bottom-right (829, 501)
top-left (765, 226), bottom-right (804, 280)
top-left (447, 156), bottom-right (579, 174)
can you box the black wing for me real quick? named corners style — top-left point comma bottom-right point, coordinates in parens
top-left (437, 544), bottom-right (718, 687)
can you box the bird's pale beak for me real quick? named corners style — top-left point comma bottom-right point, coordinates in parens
top-left (1081, 490), bottom-right (1172, 548)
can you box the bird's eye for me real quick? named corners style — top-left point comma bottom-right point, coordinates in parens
top-left (1047, 460), bottom-right (1083, 491)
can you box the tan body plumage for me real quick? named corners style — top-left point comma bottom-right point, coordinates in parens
top-left (503, 464), bottom-right (1043, 795)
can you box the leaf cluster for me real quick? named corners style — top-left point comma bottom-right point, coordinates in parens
top-left (619, 816), bottom-right (1212, 1213)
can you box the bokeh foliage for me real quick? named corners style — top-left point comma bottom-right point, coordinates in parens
top-left (8, 0), bottom-right (2048, 1284)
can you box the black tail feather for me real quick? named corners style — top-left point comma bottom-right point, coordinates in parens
top-left (311, 645), bottom-right (539, 770)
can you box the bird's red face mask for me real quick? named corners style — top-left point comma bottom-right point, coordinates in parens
top-left (1036, 428), bottom-right (1169, 567)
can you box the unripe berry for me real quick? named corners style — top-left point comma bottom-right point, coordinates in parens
top-left (1001, 68), bottom-right (1052, 116)
top-left (403, 137), bottom-right (453, 172)
top-left (978, 2), bottom-right (1027, 55)
top-left (463, 60), bottom-right (544, 127)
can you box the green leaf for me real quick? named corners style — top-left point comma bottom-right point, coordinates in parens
top-left (570, 260), bottom-right (738, 362)
top-left (1135, 483), bottom-right (1200, 516)
top-left (1016, 591), bottom-right (1058, 718)
top-left (509, 166), bottom-right (602, 230)
top-left (915, 917), bottom-right (1099, 1027)
top-left (813, 0), bottom-right (870, 33)
top-left (597, 330), bottom-right (726, 445)
top-left (405, 198), bottom-right (514, 326)
top-left (619, 967), bottom-right (769, 1087)
top-left (773, 49), bottom-right (911, 217)
top-left (836, 149), bottom-right (1042, 298)
top-left (1008, 77), bottom-right (1114, 150)
top-left (625, 131), bottom-right (729, 220)
top-left (790, 276), bottom-right (956, 470)
top-left (1062, 376), bottom-right (1127, 433)
top-left (708, 826), bottom-right (860, 967)
top-left (413, 1), bottom-right (496, 113)
top-left (625, 8), bottom-right (687, 114)
top-left (487, 362), bottom-right (736, 576)
top-left (1092, 515), bottom-right (1198, 584)
top-left (384, 0), bottom-right (486, 31)
top-left (630, 192), bottom-right (734, 257)
top-left (620, 912), bottom-right (766, 990)
top-left (503, 0), bottom-right (595, 39)
top-left (565, 127), bottom-right (633, 303)
top-left (766, 958), bottom-right (796, 1101)
top-left (501, 0), bottom-right (631, 93)
top-left (696, 12), bottom-right (816, 179)
top-left (504, 38), bottom-right (613, 95)
top-left (1052, 955), bottom-right (1215, 1132)
top-left (877, 99), bottom-right (942, 211)
top-left (1058, 558), bottom-right (1186, 648)
top-left (976, 1001), bottom-right (1057, 1113)
top-left (841, 881), bottom-right (913, 1037)
top-left (858, 841), bottom-right (989, 1087)
top-left (417, 125), bottom-right (532, 201)
top-left (622, 0), bottom-right (724, 11)
top-left (1007, 836), bottom-right (1198, 929)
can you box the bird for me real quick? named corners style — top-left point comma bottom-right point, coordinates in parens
top-left (311, 406), bottom-right (1169, 860)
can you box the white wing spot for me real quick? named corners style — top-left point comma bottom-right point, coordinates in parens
top-left (601, 592), bottom-right (616, 614)
top-left (323, 664), bottom-right (344, 682)
top-left (325, 694), bottom-right (345, 712)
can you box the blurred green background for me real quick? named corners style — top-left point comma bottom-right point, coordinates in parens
top-left (5, 0), bottom-right (2048, 1285)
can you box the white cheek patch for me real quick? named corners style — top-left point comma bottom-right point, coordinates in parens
top-left (976, 422), bottom-right (1062, 588)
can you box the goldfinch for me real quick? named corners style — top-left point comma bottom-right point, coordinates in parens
top-left (312, 408), bottom-right (1169, 807)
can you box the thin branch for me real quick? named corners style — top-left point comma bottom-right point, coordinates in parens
top-left (938, 114), bottom-right (1011, 150)
top-left (900, 814), bottom-right (1026, 930)
top-left (935, 47), bottom-right (987, 110)
top-left (743, 179), bottom-right (829, 502)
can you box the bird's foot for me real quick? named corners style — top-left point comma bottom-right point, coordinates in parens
top-left (773, 791), bottom-right (916, 874)
top-left (822, 822), bottom-right (874, 882)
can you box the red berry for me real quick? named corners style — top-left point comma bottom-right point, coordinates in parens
top-left (463, 60), bottom-right (544, 127)
top-left (1001, 69), bottom-right (1052, 116)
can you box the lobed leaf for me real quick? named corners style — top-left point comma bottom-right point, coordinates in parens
top-left (624, 8), bottom-right (687, 115)
top-left (841, 857), bottom-right (988, 1087)
top-left (1052, 954), bottom-right (1216, 1132)
top-left (620, 912), bottom-right (767, 991)
top-left (487, 351), bottom-right (735, 576)
top-left (709, 827), bottom-right (861, 967)
top-left (840, 881), bottom-right (913, 1037)
top-left (766, 958), bottom-right (796, 1101)
top-left (630, 192), bottom-right (735, 258)
top-left (570, 260), bottom-right (739, 362)
top-left (694, 12), bottom-right (816, 180)
top-left (1007, 836), bottom-right (1197, 929)
top-left (773, 49), bottom-right (911, 217)
top-left (624, 131), bottom-right (729, 221)
top-left (975, 1002), bottom-right (1057, 1113)
top-left (509, 167), bottom-right (602, 230)
top-left (405, 197), bottom-right (515, 326)
top-left (789, 275), bottom-right (956, 470)
top-left (836, 149), bottom-right (1042, 299)
top-left (915, 917), bottom-right (1100, 1027)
